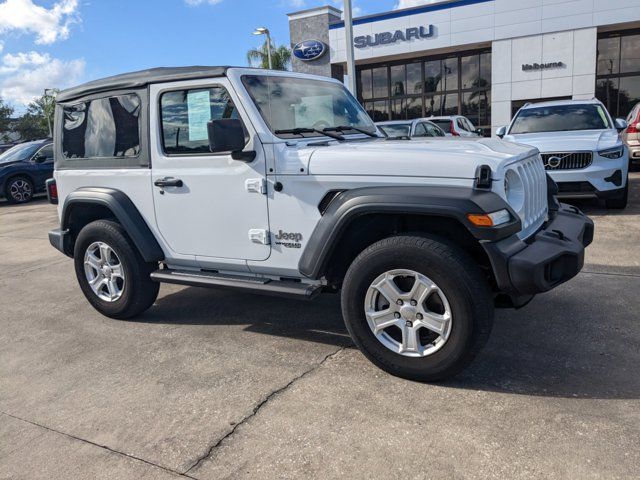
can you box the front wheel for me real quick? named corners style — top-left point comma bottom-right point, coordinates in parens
top-left (341, 235), bottom-right (494, 382)
top-left (74, 220), bottom-right (159, 319)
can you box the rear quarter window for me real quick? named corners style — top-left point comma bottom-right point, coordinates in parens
top-left (62, 94), bottom-right (141, 159)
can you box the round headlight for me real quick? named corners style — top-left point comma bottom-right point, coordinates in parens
top-left (504, 169), bottom-right (525, 213)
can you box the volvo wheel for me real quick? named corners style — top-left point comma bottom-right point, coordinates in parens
top-left (6, 177), bottom-right (33, 204)
top-left (341, 235), bottom-right (493, 382)
top-left (74, 220), bottom-right (159, 319)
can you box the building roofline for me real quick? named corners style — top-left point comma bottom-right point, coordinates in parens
top-left (329, 0), bottom-right (492, 30)
top-left (287, 5), bottom-right (342, 22)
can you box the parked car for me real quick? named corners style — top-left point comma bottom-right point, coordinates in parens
top-left (497, 99), bottom-right (629, 209)
top-left (47, 67), bottom-right (592, 382)
top-left (376, 119), bottom-right (446, 139)
top-left (0, 139), bottom-right (54, 204)
top-left (428, 116), bottom-right (484, 137)
top-left (622, 101), bottom-right (640, 165)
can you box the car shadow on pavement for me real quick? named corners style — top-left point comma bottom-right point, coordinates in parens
top-left (143, 286), bottom-right (354, 348)
top-left (567, 173), bottom-right (639, 216)
top-left (140, 282), bottom-right (639, 400)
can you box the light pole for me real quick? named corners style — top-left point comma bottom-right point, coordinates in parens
top-left (343, 0), bottom-right (357, 94)
top-left (44, 88), bottom-right (56, 138)
top-left (253, 27), bottom-right (273, 70)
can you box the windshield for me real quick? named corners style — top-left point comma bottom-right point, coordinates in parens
top-left (378, 124), bottom-right (411, 138)
top-left (510, 104), bottom-right (612, 134)
top-left (242, 75), bottom-right (376, 138)
top-left (0, 143), bottom-right (40, 163)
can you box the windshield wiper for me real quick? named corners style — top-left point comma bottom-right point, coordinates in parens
top-left (274, 128), bottom-right (345, 141)
top-left (324, 125), bottom-right (381, 138)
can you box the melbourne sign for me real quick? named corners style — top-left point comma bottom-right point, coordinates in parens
top-left (354, 25), bottom-right (434, 49)
top-left (522, 61), bottom-right (565, 71)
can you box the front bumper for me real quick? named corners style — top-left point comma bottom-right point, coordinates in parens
top-left (484, 203), bottom-right (594, 297)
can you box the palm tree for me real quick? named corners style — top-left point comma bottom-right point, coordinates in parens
top-left (246, 42), bottom-right (292, 71)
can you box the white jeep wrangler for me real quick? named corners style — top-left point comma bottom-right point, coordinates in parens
top-left (48, 67), bottom-right (594, 382)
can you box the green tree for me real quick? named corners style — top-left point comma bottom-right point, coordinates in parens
top-left (246, 42), bottom-right (292, 71)
top-left (0, 98), bottom-right (15, 142)
top-left (13, 89), bottom-right (59, 141)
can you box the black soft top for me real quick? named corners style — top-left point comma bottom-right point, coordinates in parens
top-left (57, 66), bottom-right (231, 102)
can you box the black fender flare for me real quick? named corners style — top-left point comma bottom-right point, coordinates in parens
top-left (61, 187), bottom-right (164, 262)
top-left (298, 185), bottom-right (521, 279)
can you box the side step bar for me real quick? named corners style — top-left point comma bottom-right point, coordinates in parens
top-left (150, 269), bottom-right (322, 300)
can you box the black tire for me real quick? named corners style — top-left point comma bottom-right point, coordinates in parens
top-left (605, 180), bottom-right (629, 209)
top-left (5, 176), bottom-right (34, 204)
top-left (74, 220), bottom-right (159, 319)
top-left (341, 235), bottom-right (494, 382)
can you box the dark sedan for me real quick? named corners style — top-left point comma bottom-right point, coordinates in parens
top-left (0, 139), bottom-right (54, 204)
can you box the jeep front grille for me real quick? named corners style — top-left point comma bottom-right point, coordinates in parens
top-left (516, 154), bottom-right (548, 239)
top-left (541, 152), bottom-right (593, 170)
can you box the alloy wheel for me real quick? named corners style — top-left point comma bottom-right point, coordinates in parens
top-left (84, 242), bottom-right (125, 302)
top-left (9, 179), bottom-right (32, 202)
top-left (364, 269), bottom-right (453, 357)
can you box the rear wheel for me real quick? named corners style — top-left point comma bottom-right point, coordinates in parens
top-left (341, 235), bottom-right (493, 382)
top-left (6, 176), bottom-right (33, 204)
top-left (74, 220), bottom-right (159, 319)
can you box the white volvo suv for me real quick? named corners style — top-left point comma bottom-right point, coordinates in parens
top-left (497, 99), bottom-right (629, 209)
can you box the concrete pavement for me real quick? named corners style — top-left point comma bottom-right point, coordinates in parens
top-left (1, 173), bottom-right (639, 479)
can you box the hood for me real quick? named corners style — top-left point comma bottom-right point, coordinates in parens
top-left (504, 129), bottom-right (621, 153)
top-left (0, 158), bottom-right (22, 167)
top-left (307, 137), bottom-right (537, 178)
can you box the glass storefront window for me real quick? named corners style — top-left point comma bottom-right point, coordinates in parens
top-left (361, 69), bottom-right (373, 100)
top-left (461, 55), bottom-right (479, 90)
top-left (372, 67), bottom-right (388, 98)
top-left (621, 35), bottom-right (640, 73)
top-left (597, 36), bottom-right (620, 76)
top-left (357, 49), bottom-right (492, 132)
top-left (406, 63), bottom-right (422, 95)
top-left (597, 31), bottom-right (640, 118)
top-left (390, 65), bottom-right (406, 97)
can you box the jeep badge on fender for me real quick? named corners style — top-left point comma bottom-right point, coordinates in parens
top-left (48, 66), bottom-right (594, 382)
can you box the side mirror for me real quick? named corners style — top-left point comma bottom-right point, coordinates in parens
top-left (614, 118), bottom-right (628, 131)
top-left (496, 126), bottom-right (507, 138)
top-left (33, 153), bottom-right (46, 163)
top-left (475, 128), bottom-right (484, 136)
top-left (207, 119), bottom-right (255, 161)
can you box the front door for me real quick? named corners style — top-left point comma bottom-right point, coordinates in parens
top-left (150, 79), bottom-right (270, 261)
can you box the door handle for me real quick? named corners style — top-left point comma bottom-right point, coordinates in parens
top-left (154, 177), bottom-right (183, 188)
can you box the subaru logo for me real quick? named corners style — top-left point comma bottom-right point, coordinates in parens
top-left (293, 40), bottom-right (328, 62)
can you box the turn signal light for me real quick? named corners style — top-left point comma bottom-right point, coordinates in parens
top-left (467, 210), bottom-right (511, 227)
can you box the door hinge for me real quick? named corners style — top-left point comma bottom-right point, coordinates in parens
top-left (245, 178), bottom-right (267, 195)
top-left (249, 229), bottom-right (270, 245)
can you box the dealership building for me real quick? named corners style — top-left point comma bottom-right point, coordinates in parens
top-left (287, 0), bottom-right (640, 135)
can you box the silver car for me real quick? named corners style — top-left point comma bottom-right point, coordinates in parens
top-left (622, 102), bottom-right (640, 165)
top-left (376, 119), bottom-right (446, 139)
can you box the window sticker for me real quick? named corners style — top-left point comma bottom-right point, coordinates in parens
top-left (187, 90), bottom-right (211, 141)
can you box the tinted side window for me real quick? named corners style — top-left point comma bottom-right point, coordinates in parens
top-left (160, 86), bottom-right (241, 155)
top-left (414, 123), bottom-right (427, 137)
top-left (63, 94), bottom-right (141, 159)
top-left (38, 144), bottom-right (54, 162)
top-left (457, 118), bottom-right (468, 131)
top-left (425, 123), bottom-right (445, 137)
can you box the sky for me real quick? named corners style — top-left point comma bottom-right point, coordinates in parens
top-left (0, 0), bottom-right (439, 111)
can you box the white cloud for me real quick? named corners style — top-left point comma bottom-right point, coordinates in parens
top-left (184, 0), bottom-right (223, 5)
top-left (395, 0), bottom-right (439, 9)
top-left (0, 0), bottom-right (80, 45)
top-left (0, 52), bottom-right (84, 105)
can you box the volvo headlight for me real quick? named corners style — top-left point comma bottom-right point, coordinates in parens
top-left (599, 146), bottom-right (624, 159)
top-left (504, 168), bottom-right (525, 213)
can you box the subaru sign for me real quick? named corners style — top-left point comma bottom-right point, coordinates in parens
top-left (354, 25), bottom-right (435, 49)
top-left (293, 40), bottom-right (328, 62)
